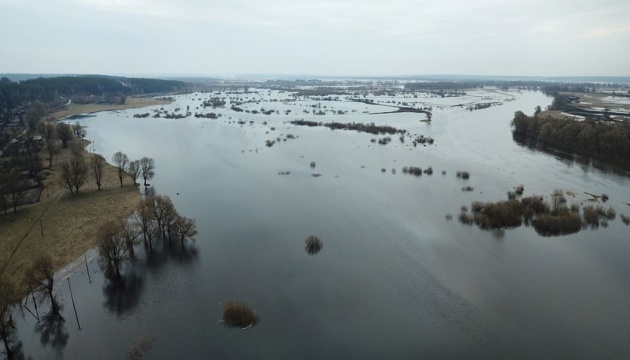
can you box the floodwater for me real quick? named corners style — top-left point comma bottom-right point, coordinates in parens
top-left (13, 88), bottom-right (630, 359)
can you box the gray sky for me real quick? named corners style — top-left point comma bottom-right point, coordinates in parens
top-left (1, 0), bottom-right (628, 77)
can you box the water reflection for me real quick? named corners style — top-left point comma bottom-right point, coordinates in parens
top-left (34, 315), bottom-right (69, 355)
top-left (145, 239), bottom-right (198, 271)
top-left (102, 271), bottom-right (145, 318)
top-left (512, 134), bottom-right (630, 177)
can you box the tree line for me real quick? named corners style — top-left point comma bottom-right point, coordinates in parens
top-left (511, 111), bottom-right (630, 166)
top-left (0, 75), bottom-right (187, 126)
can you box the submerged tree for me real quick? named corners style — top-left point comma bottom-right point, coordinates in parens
top-left (112, 151), bottom-right (129, 187)
top-left (305, 235), bottom-right (323, 255)
top-left (120, 216), bottom-right (141, 261)
top-left (24, 255), bottom-right (62, 323)
top-left (134, 199), bottom-right (158, 251)
top-left (97, 220), bottom-right (129, 280)
top-left (139, 157), bottom-right (155, 187)
top-left (174, 216), bottom-right (198, 249)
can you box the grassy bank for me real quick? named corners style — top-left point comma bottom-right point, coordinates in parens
top-left (1, 135), bottom-right (144, 296)
top-left (50, 97), bottom-right (172, 120)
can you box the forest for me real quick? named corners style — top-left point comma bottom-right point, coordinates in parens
top-left (511, 111), bottom-right (630, 166)
top-left (0, 76), bottom-right (186, 122)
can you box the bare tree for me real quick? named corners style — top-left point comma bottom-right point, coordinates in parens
top-left (139, 157), bottom-right (155, 187)
top-left (134, 199), bottom-right (157, 251)
top-left (56, 122), bottom-right (74, 148)
top-left (112, 151), bottom-right (129, 187)
top-left (23, 101), bottom-right (45, 138)
top-left (24, 255), bottom-right (62, 322)
top-left (5, 169), bottom-right (27, 214)
top-left (40, 122), bottom-right (56, 142)
top-left (72, 121), bottom-right (82, 137)
top-left (164, 202), bottom-right (179, 242)
top-left (150, 195), bottom-right (174, 238)
top-left (120, 217), bottom-right (141, 260)
top-left (59, 155), bottom-right (88, 195)
top-left (90, 154), bottom-right (106, 190)
top-left (45, 138), bottom-right (61, 169)
top-left (0, 278), bottom-right (20, 359)
top-left (127, 160), bottom-right (141, 186)
top-left (69, 139), bottom-right (84, 158)
top-left (97, 220), bottom-right (129, 280)
top-left (174, 216), bottom-right (198, 250)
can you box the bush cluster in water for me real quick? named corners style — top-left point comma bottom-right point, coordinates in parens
top-left (401, 166), bottom-right (433, 176)
top-left (457, 188), bottom-right (620, 237)
top-left (290, 119), bottom-right (406, 135)
top-left (456, 171), bottom-right (470, 179)
top-left (305, 235), bottom-right (323, 255)
top-left (221, 301), bottom-right (259, 329)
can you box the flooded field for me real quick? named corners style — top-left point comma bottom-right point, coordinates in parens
top-left (14, 87), bottom-right (630, 359)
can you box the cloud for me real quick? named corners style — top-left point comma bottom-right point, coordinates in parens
top-left (1, 0), bottom-right (629, 75)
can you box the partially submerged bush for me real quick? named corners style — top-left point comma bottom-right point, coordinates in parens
top-left (532, 208), bottom-right (582, 237)
top-left (462, 186), bottom-right (474, 192)
top-left (456, 171), bottom-right (470, 179)
top-left (305, 235), bottom-right (323, 255)
top-left (221, 301), bottom-right (259, 329)
top-left (601, 193), bottom-right (609, 202)
top-left (473, 199), bottom-right (523, 230)
top-left (458, 211), bottom-right (473, 225)
top-left (621, 214), bottom-right (630, 225)
top-left (515, 185), bottom-right (525, 196)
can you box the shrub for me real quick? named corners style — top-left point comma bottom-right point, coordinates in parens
top-left (521, 196), bottom-right (549, 214)
top-left (551, 189), bottom-right (566, 207)
top-left (423, 167), bottom-right (433, 175)
top-left (305, 235), bottom-right (323, 255)
top-left (601, 194), bottom-right (609, 202)
top-left (570, 203), bottom-right (580, 213)
top-left (473, 199), bottom-right (523, 230)
top-left (462, 186), bottom-right (474, 192)
top-left (445, 214), bottom-right (453, 220)
top-left (532, 209), bottom-right (582, 237)
top-left (582, 205), bottom-right (601, 227)
top-left (310, 161), bottom-right (316, 168)
top-left (221, 301), bottom-right (259, 329)
top-left (456, 171), bottom-right (470, 179)
top-left (458, 211), bottom-right (473, 225)
top-left (515, 185), bottom-right (525, 196)
top-left (471, 201), bottom-right (484, 213)
top-left (507, 191), bottom-right (517, 200)
top-left (621, 214), bottom-right (630, 225)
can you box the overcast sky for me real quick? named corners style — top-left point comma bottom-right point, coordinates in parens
top-left (1, 0), bottom-right (628, 77)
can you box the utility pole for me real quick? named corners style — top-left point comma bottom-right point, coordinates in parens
top-left (67, 278), bottom-right (81, 330)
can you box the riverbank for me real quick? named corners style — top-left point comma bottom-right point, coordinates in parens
top-left (50, 96), bottom-right (173, 120)
top-left (0, 128), bottom-right (145, 297)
